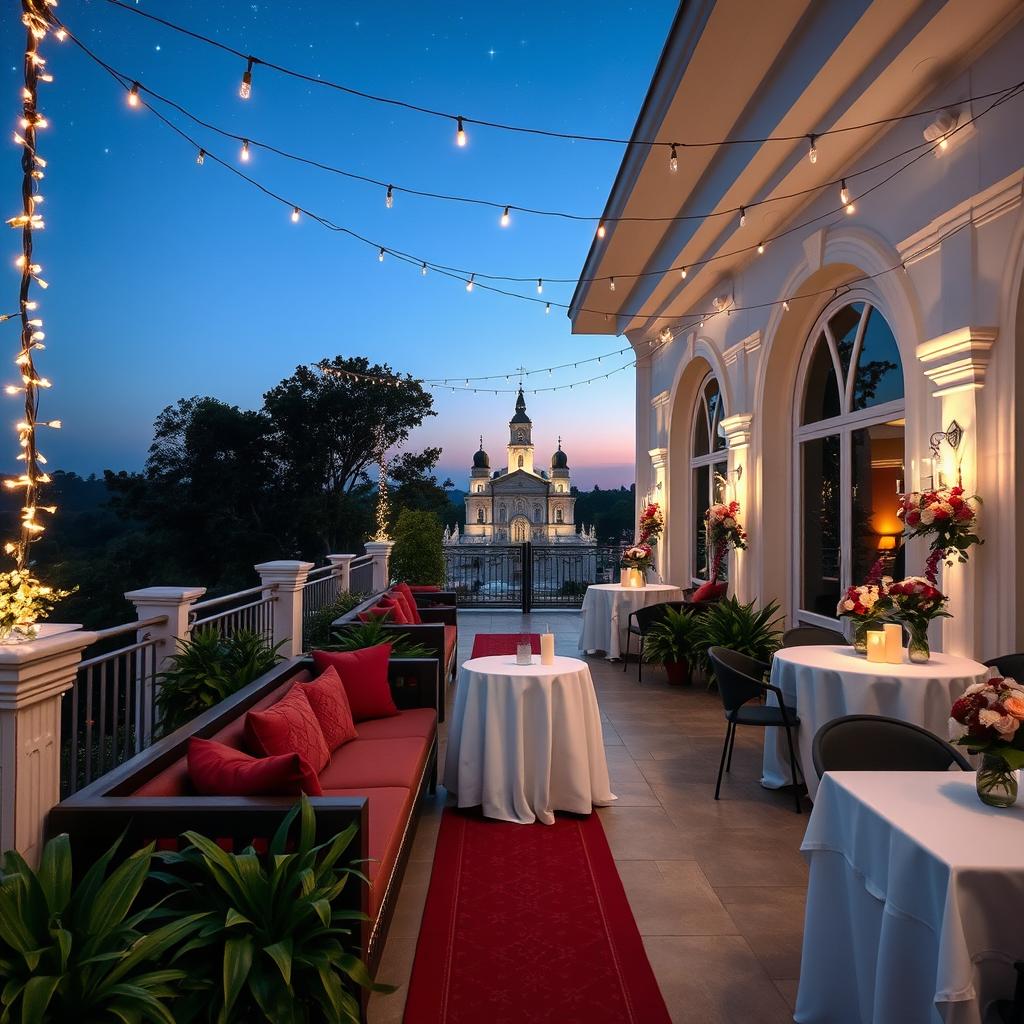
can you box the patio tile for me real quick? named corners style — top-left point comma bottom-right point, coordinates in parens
top-left (716, 885), bottom-right (807, 980)
top-left (596, 804), bottom-right (697, 861)
top-left (368, 937), bottom-right (416, 1023)
top-left (617, 860), bottom-right (738, 936)
top-left (606, 779), bottom-right (661, 805)
top-left (690, 828), bottom-right (809, 888)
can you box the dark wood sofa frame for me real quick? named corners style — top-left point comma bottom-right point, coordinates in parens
top-left (46, 653), bottom-right (440, 988)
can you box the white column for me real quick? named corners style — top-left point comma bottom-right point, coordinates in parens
top-left (721, 413), bottom-right (754, 602)
top-left (364, 541), bottom-right (394, 592)
top-left (254, 561), bottom-right (314, 658)
top-left (647, 447), bottom-right (669, 582)
top-left (916, 326), bottom-right (995, 657)
top-left (326, 554), bottom-right (357, 594)
top-left (0, 624), bottom-right (98, 866)
top-left (124, 586), bottom-right (207, 673)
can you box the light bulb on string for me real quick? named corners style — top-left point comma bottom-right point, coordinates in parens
top-left (500, 206), bottom-right (510, 227)
top-left (669, 143), bottom-right (678, 173)
top-left (839, 179), bottom-right (850, 206)
top-left (739, 206), bottom-right (746, 228)
top-left (845, 201), bottom-right (856, 215)
top-left (455, 116), bottom-right (467, 147)
top-left (385, 184), bottom-right (393, 209)
top-left (536, 279), bottom-right (543, 294)
top-left (466, 274), bottom-right (475, 293)
top-left (291, 206), bottom-right (300, 223)
top-left (196, 148), bottom-right (205, 165)
top-left (240, 139), bottom-right (250, 162)
top-left (128, 81), bottom-right (140, 107)
top-left (378, 247), bottom-right (385, 262)
top-left (808, 134), bottom-right (818, 164)
top-left (597, 222), bottom-right (606, 239)
top-left (783, 300), bottom-right (790, 311)
top-left (421, 262), bottom-right (428, 275)
top-left (680, 267), bottom-right (687, 280)
top-left (545, 303), bottom-right (551, 314)
top-left (240, 57), bottom-right (254, 99)
top-left (757, 241), bottom-right (765, 254)
top-left (609, 277), bottom-right (616, 292)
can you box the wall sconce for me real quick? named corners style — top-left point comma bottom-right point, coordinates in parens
top-left (924, 419), bottom-right (963, 488)
top-left (714, 465), bottom-right (743, 499)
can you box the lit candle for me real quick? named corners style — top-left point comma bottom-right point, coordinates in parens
top-left (883, 623), bottom-right (903, 664)
top-left (866, 630), bottom-right (886, 663)
top-left (540, 632), bottom-right (555, 665)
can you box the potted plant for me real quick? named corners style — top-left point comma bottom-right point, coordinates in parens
top-left (324, 616), bottom-right (434, 658)
top-left (643, 606), bottom-right (701, 685)
top-left (692, 596), bottom-right (783, 683)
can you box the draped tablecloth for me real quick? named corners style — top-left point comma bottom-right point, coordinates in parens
top-left (762, 645), bottom-right (988, 798)
top-left (578, 583), bottom-right (684, 659)
top-left (443, 654), bottom-right (616, 825)
top-left (797, 771), bottom-right (1024, 1024)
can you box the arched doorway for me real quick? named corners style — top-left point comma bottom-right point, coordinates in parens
top-left (510, 516), bottom-right (531, 543)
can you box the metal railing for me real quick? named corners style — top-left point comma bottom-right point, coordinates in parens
top-left (349, 553), bottom-right (375, 594)
top-left (190, 584), bottom-right (277, 641)
top-left (530, 544), bottom-right (627, 607)
top-left (61, 616), bottom-right (166, 798)
top-left (301, 564), bottom-right (341, 640)
top-left (446, 544), bottom-right (525, 607)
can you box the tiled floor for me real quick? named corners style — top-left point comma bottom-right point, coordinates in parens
top-left (368, 611), bottom-right (808, 1024)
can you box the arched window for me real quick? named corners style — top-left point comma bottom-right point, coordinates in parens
top-left (517, 454), bottom-right (524, 469)
top-left (796, 300), bottom-right (905, 623)
top-left (476, 484), bottom-right (483, 493)
top-left (499, 505), bottom-right (507, 523)
top-left (533, 505), bottom-right (541, 523)
top-left (477, 508), bottom-right (484, 523)
top-left (556, 483), bottom-right (563, 492)
top-left (555, 508), bottom-right (563, 524)
top-left (690, 375), bottom-right (728, 581)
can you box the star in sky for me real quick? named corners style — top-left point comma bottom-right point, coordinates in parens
top-left (487, 48), bottom-right (496, 59)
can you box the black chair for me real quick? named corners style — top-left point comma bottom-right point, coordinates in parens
top-left (623, 601), bottom-right (684, 682)
top-left (984, 652), bottom-right (1024, 682)
top-left (782, 625), bottom-right (847, 647)
top-left (995, 962), bottom-right (1024, 1024)
top-left (707, 646), bottom-right (803, 813)
top-left (812, 715), bottom-right (972, 778)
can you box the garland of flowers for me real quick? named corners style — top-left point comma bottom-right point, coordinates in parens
top-left (897, 484), bottom-right (981, 584)
top-left (638, 502), bottom-right (663, 545)
top-left (705, 500), bottom-right (746, 583)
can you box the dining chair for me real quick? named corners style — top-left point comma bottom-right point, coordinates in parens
top-left (782, 625), bottom-right (848, 647)
top-left (623, 601), bottom-right (684, 682)
top-left (984, 652), bottom-right (1024, 682)
top-left (812, 715), bottom-right (972, 777)
top-left (707, 646), bottom-right (803, 813)
top-left (994, 962), bottom-right (1024, 1024)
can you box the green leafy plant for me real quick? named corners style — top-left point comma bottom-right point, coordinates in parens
top-left (156, 628), bottom-right (286, 736)
top-left (692, 597), bottom-right (784, 680)
top-left (388, 509), bottom-right (445, 587)
top-left (643, 607), bottom-right (702, 666)
top-left (323, 617), bottom-right (433, 659)
top-left (0, 834), bottom-right (203, 1023)
top-left (156, 796), bottom-right (391, 1023)
top-left (304, 592), bottom-right (367, 651)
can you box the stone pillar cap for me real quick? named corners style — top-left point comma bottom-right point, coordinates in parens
top-left (124, 586), bottom-right (206, 604)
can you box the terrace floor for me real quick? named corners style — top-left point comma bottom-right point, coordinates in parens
top-left (369, 611), bottom-right (809, 1024)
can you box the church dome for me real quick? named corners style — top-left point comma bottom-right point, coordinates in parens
top-left (473, 440), bottom-right (490, 469)
top-left (551, 442), bottom-right (568, 470)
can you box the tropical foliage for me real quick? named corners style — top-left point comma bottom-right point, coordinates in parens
top-left (692, 597), bottom-right (784, 678)
top-left (643, 606), bottom-right (702, 666)
top-left (324, 618), bottom-right (433, 659)
top-left (303, 592), bottom-right (367, 651)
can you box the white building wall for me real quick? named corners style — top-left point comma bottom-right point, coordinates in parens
top-left (635, 22), bottom-right (1024, 657)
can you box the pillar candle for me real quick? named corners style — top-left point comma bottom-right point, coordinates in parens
top-left (540, 632), bottom-right (555, 665)
top-left (866, 630), bottom-right (886, 663)
top-left (883, 623), bottom-right (903, 664)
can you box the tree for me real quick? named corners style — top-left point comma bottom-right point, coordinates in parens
top-left (389, 509), bottom-right (445, 586)
top-left (388, 447), bottom-right (458, 525)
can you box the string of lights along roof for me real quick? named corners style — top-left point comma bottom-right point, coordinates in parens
top-left (6, 0), bottom-right (62, 566)
top-left (56, 12), bottom-right (1024, 324)
top-left (99, 0), bottom-right (1023, 157)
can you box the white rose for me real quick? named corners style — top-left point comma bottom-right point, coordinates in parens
top-left (965, 682), bottom-right (988, 695)
top-left (920, 509), bottom-right (935, 525)
top-left (843, 599), bottom-right (855, 611)
top-left (722, 517), bottom-right (735, 528)
top-left (978, 708), bottom-right (1003, 727)
top-left (948, 717), bottom-right (968, 741)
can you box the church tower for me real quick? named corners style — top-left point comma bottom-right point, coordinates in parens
top-left (507, 387), bottom-right (534, 474)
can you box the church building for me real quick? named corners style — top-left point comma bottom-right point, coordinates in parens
top-left (461, 388), bottom-right (584, 544)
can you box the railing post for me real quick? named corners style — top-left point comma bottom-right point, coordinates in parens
top-left (254, 561), bottom-right (314, 657)
top-left (0, 625), bottom-right (98, 865)
top-left (364, 541), bottom-right (394, 592)
top-left (125, 587), bottom-right (207, 674)
top-left (326, 554), bottom-right (357, 594)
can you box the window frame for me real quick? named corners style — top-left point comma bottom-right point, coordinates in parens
top-left (689, 373), bottom-right (729, 585)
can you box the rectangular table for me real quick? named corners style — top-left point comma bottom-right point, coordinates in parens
top-left (798, 771), bottom-right (1024, 1024)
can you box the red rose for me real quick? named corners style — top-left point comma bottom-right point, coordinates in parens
top-left (933, 507), bottom-right (950, 520)
top-left (906, 510), bottom-right (921, 526)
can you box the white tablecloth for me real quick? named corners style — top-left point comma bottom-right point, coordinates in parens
top-left (578, 583), bottom-right (684, 659)
top-left (798, 771), bottom-right (1024, 1024)
top-left (762, 646), bottom-right (988, 798)
top-left (443, 654), bottom-right (616, 825)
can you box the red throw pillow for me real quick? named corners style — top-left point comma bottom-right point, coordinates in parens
top-left (392, 582), bottom-right (423, 624)
top-left (245, 685), bottom-right (330, 773)
top-left (378, 595), bottom-right (410, 624)
top-left (311, 644), bottom-right (399, 722)
top-left (408, 585), bottom-right (440, 593)
top-left (692, 580), bottom-right (728, 602)
top-left (187, 737), bottom-right (322, 796)
top-left (357, 605), bottom-right (393, 623)
top-left (298, 665), bottom-right (358, 750)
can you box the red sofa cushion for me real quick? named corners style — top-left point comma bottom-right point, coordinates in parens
top-left (378, 595), bottom-right (410, 624)
top-left (357, 605), bottom-right (394, 623)
top-left (187, 737), bottom-right (323, 797)
top-left (392, 582), bottom-right (422, 624)
top-left (297, 665), bottom-right (358, 751)
top-left (320, 786), bottom-right (413, 912)
top-left (311, 645), bottom-right (399, 722)
top-left (355, 707), bottom-right (436, 742)
top-left (408, 585), bottom-right (441, 593)
top-left (318, 736), bottom-right (430, 791)
top-left (692, 580), bottom-right (728, 602)
top-left (444, 624), bottom-right (457, 667)
top-left (245, 685), bottom-right (331, 773)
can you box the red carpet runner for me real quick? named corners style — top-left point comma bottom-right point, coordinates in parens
top-left (469, 632), bottom-right (541, 659)
top-left (403, 809), bottom-right (671, 1023)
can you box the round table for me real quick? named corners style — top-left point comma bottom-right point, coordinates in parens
top-left (443, 654), bottom-right (616, 825)
top-left (578, 583), bottom-right (684, 659)
top-left (762, 645), bottom-right (989, 799)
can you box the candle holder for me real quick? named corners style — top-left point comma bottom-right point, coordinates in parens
top-left (515, 642), bottom-right (533, 666)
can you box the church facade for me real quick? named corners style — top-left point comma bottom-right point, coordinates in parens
top-left (460, 389), bottom-right (585, 545)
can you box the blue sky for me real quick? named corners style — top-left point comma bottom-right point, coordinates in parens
top-left (6, 1), bottom-right (677, 489)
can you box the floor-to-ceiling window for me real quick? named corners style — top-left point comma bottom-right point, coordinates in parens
top-left (795, 301), bottom-right (906, 623)
top-left (691, 375), bottom-right (728, 583)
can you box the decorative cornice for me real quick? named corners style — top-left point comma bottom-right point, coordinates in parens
top-left (720, 413), bottom-right (753, 449)
top-left (648, 447), bottom-right (669, 468)
top-left (916, 326), bottom-right (997, 396)
top-left (651, 389), bottom-right (672, 408)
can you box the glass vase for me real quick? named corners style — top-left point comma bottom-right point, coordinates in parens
top-left (853, 620), bottom-right (873, 655)
top-left (906, 622), bottom-right (930, 663)
top-left (976, 753), bottom-right (1019, 808)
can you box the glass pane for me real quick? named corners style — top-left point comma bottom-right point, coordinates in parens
top-left (693, 397), bottom-right (709, 457)
top-left (712, 461), bottom-right (729, 581)
top-left (852, 307), bottom-right (903, 410)
top-left (801, 434), bottom-right (841, 617)
top-left (851, 422), bottom-right (905, 585)
top-left (829, 303), bottom-right (863, 381)
top-left (706, 379), bottom-right (726, 452)
top-left (801, 335), bottom-right (842, 424)
top-left (693, 466), bottom-right (710, 580)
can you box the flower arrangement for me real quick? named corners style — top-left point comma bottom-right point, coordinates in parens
top-left (950, 677), bottom-right (1024, 807)
top-left (705, 500), bottom-right (747, 582)
top-left (836, 576), bottom-right (892, 651)
top-left (897, 485), bottom-right (982, 583)
top-left (621, 544), bottom-right (654, 572)
top-left (638, 503), bottom-right (664, 546)
top-left (0, 569), bottom-right (74, 642)
top-left (885, 575), bottom-right (949, 662)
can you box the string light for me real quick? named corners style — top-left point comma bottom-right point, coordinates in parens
top-left (420, 261), bottom-right (427, 275)
top-left (845, 201), bottom-right (856, 215)
top-left (669, 144), bottom-right (678, 173)
top-left (378, 246), bottom-right (385, 262)
top-left (385, 184), bottom-right (393, 208)
top-left (808, 134), bottom-right (818, 164)
top-left (536, 278), bottom-right (543, 294)
top-left (500, 206), bottom-right (510, 227)
top-left (466, 273), bottom-right (474, 292)
top-left (609, 277), bottom-right (615, 292)
top-left (239, 56), bottom-right (254, 99)
top-left (545, 303), bottom-right (550, 314)
top-left (782, 300), bottom-right (790, 311)
top-left (680, 267), bottom-right (687, 279)
top-left (196, 147), bottom-right (205, 164)
top-left (455, 116), bottom-right (466, 147)
top-left (128, 80), bottom-right (140, 107)
top-left (757, 241), bottom-right (765, 254)
top-left (739, 206), bottom-right (746, 228)
top-left (596, 222), bottom-right (606, 238)
top-left (240, 138), bottom-right (250, 162)
top-left (839, 179), bottom-right (850, 206)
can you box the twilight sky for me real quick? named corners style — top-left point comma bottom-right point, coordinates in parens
top-left (5, 1), bottom-right (677, 490)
